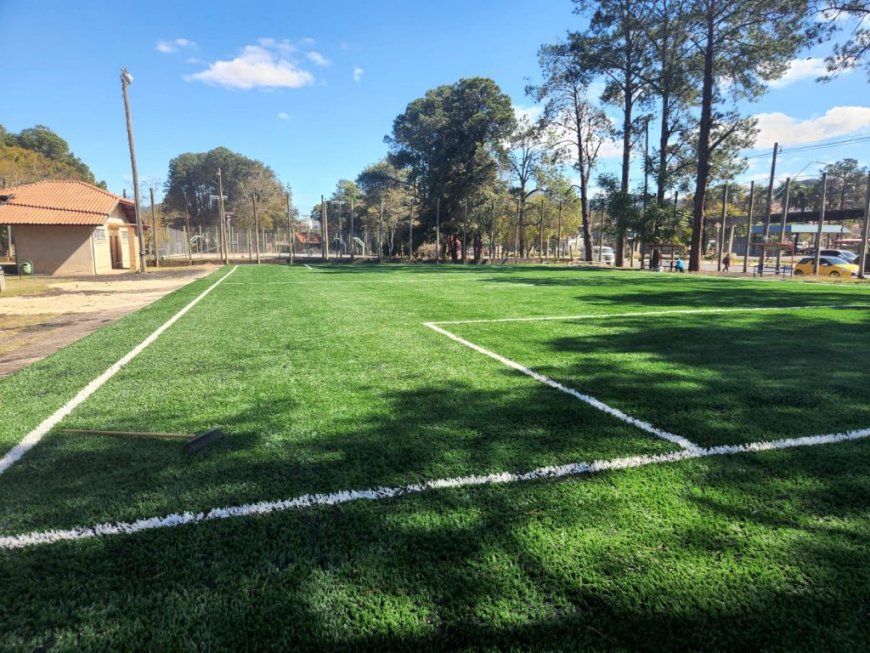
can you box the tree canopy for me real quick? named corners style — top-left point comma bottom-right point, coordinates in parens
top-left (0, 123), bottom-right (104, 188)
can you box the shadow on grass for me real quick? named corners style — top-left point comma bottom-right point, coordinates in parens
top-left (531, 311), bottom-right (870, 446)
top-left (1, 440), bottom-right (868, 651)
top-left (0, 377), bottom-right (674, 534)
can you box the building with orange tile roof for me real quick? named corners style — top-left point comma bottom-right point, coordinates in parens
top-left (0, 180), bottom-right (141, 275)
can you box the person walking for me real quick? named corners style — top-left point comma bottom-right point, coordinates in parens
top-left (722, 253), bottom-right (731, 272)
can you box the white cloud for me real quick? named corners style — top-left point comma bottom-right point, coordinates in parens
top-left (277, 112), bottom-right (290, 120)
top-left (186, 44), bottom-right (314, 90)
top-left (513, 104), bottom-right (543, 124)
top-left (753, 106), bottom-right (870, 147)
top-left (768, 57), bottom-right (830, 88)
top-left (156, 38), bottom-right (196, 53)
top-left (306, 51), bottom-right (331, 66)
top-left (353, 65), bottom-right (364, 82)
top-left (300, 37), bottom-right (316, 46)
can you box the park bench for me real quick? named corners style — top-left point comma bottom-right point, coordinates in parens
top-left (754, 264), bottom-right (793, 278)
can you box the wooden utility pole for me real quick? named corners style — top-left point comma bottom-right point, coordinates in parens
top-left (762, 143), bottom-right (779, 247)
top-left (182, 190), bottom-right (192, 264)
top-left (859, 172), bottom-right (870, 279)
top-left (556, 200), bottom-right (562, 261)
top-left (742, 181), bottom-right (755, 273)
top-left (408, 208), bottom-right (413, 262)
top-left (776, 177), bottom-right (792, 271)
top-left (813, 172), bottom-right (827, 275)
top-left (252, 195), bottom-right (261, 264)
top-left (286, 192), bottom-right (294, 264)
top-left (435, 197), bottom-right (441, 264)
top-left (217, 168), bottom-right (228, 264)
top-left (149, 187), bottom-right (159, 269)
top-left (513, 200), bottom-right (521, 263)
top-left (321, 194), bottom-right (329, 262)
top-left (349, 195), bottom-right (355, 262)
top-left (538, 197), bottom-right (544, 264)
top-left (378, 198), bottom-right (384, 262)
top-left (120, 68), bottom-right (147, 273)
top-left (717, 183), bottom-right (727, 271)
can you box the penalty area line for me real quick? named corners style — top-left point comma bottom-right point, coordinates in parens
top-left (430, 303), bottom-right (870, 326)
top-left (1, 428), bottom-right (868, 550)
top-left (0, 266), bottom-right (239, 477)
top-left (424, 322), bottom-right (699, 451)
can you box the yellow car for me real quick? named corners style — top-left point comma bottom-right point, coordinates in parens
top-left (793, 256), bottom-right (859, 278)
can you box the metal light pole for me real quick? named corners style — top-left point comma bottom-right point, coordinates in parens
top-left (120, 68), bottom-right (147, 273)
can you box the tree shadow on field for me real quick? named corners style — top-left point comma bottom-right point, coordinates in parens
top-left (0, 374), bottom-right (672, 534)
top-left (535, 311), bottom-right (870, 446)
top-left (2, 439), bottom-right (869, 651)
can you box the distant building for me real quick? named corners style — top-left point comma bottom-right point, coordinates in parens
top-left (0, 180), bottom-right (141, 275)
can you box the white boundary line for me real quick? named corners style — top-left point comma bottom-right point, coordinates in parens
top-left (2, 428), bottom-right (868, 550)
top-left (303, 264), bottom-right (313, 270)
top-left (431, 304), bottom-right (870, 325)
top-left (425, 322), bottom-right (699, 451)
top-left (0, 266), bottom-right (239, 476)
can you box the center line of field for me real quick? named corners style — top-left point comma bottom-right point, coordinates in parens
top-left (0, 266), bottom-right (238, 477)
top-left (2, 428), bottom-right (867, 550)
top-left (431, 304), bottom-right (870, 325)
top-left (424, 321), bottom-right (699, 450)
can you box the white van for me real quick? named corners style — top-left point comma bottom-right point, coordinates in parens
top-left (592, 246), bottom-right (614, 265)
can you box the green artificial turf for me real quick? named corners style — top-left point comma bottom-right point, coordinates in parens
top-left (1, 263), bottom-right (869, 651)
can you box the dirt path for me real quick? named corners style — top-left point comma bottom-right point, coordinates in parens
top-left (0, 266), bottom-right (216, 378)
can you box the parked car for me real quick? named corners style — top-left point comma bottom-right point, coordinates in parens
top-left (804, 249), bottom-right (858, 262)
top-left (593, 245), bottom-right (614, 265)
top-left (793, 256), bottom-right (858, 278)
top-left (820, 249), bottom-right (858, 262)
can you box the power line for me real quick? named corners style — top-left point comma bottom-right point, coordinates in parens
top-left (744, 135), bottom-right (870, 160)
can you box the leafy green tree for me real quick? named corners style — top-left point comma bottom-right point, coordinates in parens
top-left (0, 123), bottom-right (104, 187)
top-left (572, 0), bottom-right (654, 266)
top-left (529, 42), bottom-right (613, 262)
top-left (684, 0), bottom-right (813, 271)
top-left (163, 147), bottom-right (281, 231)
top-left (815, 1), bottom-right (870, 79)
top-left (819, 158), bottom-right (869, 209)
top-left (386, 77), bottom-right (516, 244)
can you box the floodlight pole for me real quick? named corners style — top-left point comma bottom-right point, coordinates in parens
top-left (859, 172), bottom-right (870, 279)
top-left (120, 68), bottom-right (147, 273)
top-left (349, 195), bottom-right (355, 262)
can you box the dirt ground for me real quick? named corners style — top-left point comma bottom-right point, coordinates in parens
top-left (0, 266), bottom-right (216, 378)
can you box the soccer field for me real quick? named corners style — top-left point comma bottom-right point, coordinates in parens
top-left (2, 264), bottom-right (869, 651)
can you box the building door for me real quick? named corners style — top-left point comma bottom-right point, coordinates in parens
top-left (109, 229), bottom-right (122, 268)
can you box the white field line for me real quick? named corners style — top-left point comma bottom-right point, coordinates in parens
top-left (0, 266), bottom-right (239, 476)
top-left (303, 264), bottom-right (313, 270)
top-left (2, 428), bottom-right (868, 550)
top-left (431, 304), bottom-right (870, 326)
top-left (425, 322), bottom-right (700, 451)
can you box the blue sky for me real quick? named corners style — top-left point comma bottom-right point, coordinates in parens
top-left (1, 0), bottom-right (868, 211)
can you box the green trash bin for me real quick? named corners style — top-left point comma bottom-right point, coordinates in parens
top-left (20, 260), bottom-right (33, 275)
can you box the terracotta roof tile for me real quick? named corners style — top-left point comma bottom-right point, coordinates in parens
top-left (0, 180), bottom-right (135, 226)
